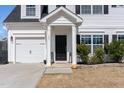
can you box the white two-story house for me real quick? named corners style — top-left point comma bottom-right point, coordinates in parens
top-left (4, 5), bottom-right (124, 66)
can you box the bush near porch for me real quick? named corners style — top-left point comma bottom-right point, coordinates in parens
top-left (77, 40), bottom-right (124, 64)
top-left (77, 44), bottom-right (90, 64)
top-left (105, 40), bottom-right (124, 63)
top-left (88, 48), bottom-right (104, 65)
top-left (77, 44), bottom-right (104, 64)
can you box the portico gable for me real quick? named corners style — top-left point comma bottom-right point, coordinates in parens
top-left (40, 6), bottom-right (83, 66)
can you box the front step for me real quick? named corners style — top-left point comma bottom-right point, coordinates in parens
top-left (51, 63), bottom-right (71, 68)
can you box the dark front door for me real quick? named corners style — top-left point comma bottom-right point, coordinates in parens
top-left (55, 35), bottom-right (67, 61)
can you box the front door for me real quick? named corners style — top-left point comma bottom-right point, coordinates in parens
top-left (55, 35), bottom-right (67, 61)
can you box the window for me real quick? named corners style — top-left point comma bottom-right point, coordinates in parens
top-left (81, 35), bottom-right (91, 44)
top-left (112, 5), bottom-right (124, 8)
top-left (81, 35), bottom-right (104, 54)
top-left (118, 5), bottom-right (124, 7)
top-left (81, 35), bottom-right (91, 53)
top-left (118, 35), bottom-right (124, 41)
top-left (93, 35), bottom-right (103, 53)
top-left (81, 5), bottom-right (91, 14)
top-left (112, 5), bottom-right (117, 7)
top-left (26, 5), bottom-right (36, 16)
top-left (93, 5), bottom-right (103, 14)
top-left (80, 5), bottom-right (104, 14)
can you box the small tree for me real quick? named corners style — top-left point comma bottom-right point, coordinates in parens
top-left (108, 40), bottom-right (124, 62)
top-left (77, 44), bottom-right (90, 64)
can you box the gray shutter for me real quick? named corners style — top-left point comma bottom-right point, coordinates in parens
top-left (77, 35), bottom-right (80, 44)
top-left (104, 5), bottom-right (108, 14)
top-left (44, 5), bottom-right (48, 14)
top-left (104, 35), bottom-right (109, 44)
top-left (41, 5), bottom-right (48, 17)
top-left (112, 35), bottom-right (117, 41)
top-left (76, 5), bottom-right (80, 14)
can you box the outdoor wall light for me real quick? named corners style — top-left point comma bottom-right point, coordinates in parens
top-left (10, 36), bottom-right (13, 42)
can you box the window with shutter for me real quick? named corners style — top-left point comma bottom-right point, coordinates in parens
top-left (80, 34), bottom-right (104, 54)
top-left (77, 5), bottom-right (108, 15)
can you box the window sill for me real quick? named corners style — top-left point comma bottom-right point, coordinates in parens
top-left (21, 16), bottom-right (40, 19)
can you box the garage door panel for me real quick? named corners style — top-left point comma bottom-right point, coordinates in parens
top-left (16, 38), bottom-right (46, 63)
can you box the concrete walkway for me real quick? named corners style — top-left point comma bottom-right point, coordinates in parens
top-left (0, 64), bottom-right (45, 88)
top-left (45, 67), bottom-right (73, 74)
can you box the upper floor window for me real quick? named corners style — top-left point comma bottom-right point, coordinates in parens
top-left (76, 5), bottom-right (108, 14)
top-left (112, 5), bottom-right (124, 8)
top-left (112, 5), bottom-right (117, 8)
top-left (81, 5), bottom-right (91, 14)
top-left (93, 5), bottom-right (103, 14)
top-left (56, 5), bottom-right (66, 8)
top-left (81, 5), bottom-right (103, 14)
top-left (26, 5), bottom-right (36, 16)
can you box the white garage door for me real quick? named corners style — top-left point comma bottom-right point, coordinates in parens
top-left (16, 37), bottom-right (46, 63)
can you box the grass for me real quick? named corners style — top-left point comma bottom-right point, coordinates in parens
top-left (37, 64), bottom-right (124, 88)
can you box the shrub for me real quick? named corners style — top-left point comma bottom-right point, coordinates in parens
top-left (95, 48), bottom-right (104, 63)
top-left (88, 48), bottom-right (104, 64)
top-left (77, 44), bottom-right (90, 64)
top-left (104, 44), bottom-right (109, 54)
top-left (88, 55), bottom-right (97, 65)
top-left (107, 40), bottom-right (124, 62)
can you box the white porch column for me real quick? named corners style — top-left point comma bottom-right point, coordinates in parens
top-left (46, 25), bottom-right (51, 66)
top-left (13, 36), bottom-right (16, 64)
top-left (72, 25), bottom-right (77, 65)
top-left (109, 34), bottom-right (112, 43)
top-left (8, 32), bottom-right (11, 63)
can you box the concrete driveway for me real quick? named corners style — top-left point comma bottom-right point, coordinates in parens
top-left (0, 63), bottom-right (45, 88)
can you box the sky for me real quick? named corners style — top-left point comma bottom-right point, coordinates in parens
top-left (0, 5), bottom-right (15, 40)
